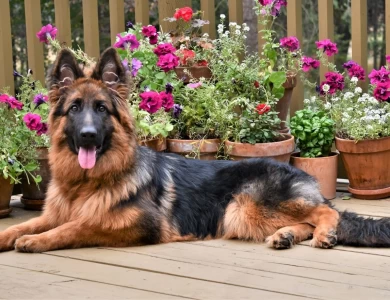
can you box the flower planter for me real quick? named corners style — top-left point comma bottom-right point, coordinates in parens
top-left (225, 134), bottom-right (295, 163)
top-left (21, 147), bottom-right (51, 210)
top-left (167, 138), bottom-right (220, 160)
top-left (138, 138), bottom-right (167, 152)
top-left (290, 152), bottom-right (338, 200)
top-left (336, 137), bottom-right (390, 199)
top-left (276, 74), bottom-right (297, 133)
top-left (0, 177), bottom-right (13, 218)
top-left (174, 66), bottom-right (212, 84)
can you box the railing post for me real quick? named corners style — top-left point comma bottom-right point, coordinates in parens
top-left (287, 0), bottom-right (304, 116)
top-left (201, 0), bottom-right (216, 39)
top-left (82, 0), bottom-right (100, 59)
top-left (158, 0), bottom-right (192, 33)
top-left (109, 0), bottom-right (125, 45)
top-left (386, 0), bottom-right (390, 56)
top-left (318, 0), bottom-right (334, 80)
top-left (351, 0), bottom-right (368, 90)
top-left (228, 0), bottom-right (243, 24)
top-left (135, 0), bottom-right (150, 26)
top-left (54, 0), bottom-right (72, 47)
top-left (25, 0), bottom-right (45, 85)
top-left (0, 0), bottom-right (14, 93)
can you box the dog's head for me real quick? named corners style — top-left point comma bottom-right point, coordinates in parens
top-left (48, 48), bottom-right (136, 174)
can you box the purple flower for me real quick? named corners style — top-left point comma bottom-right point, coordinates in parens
top-left (36, 24), bottom-right (57, 44)
top-left (23, 113), bottom-right (42, 130)
top-left (159, 91), bottom-right (174, 112)
top-left (302, 56), bottom-right (320, 72)
top-left (153, 43), bottom-right (176, 57)
top-left (316, 39), bottom-right (338, 56)
top-left (33, 93), bottom-right (48, 107)
top-left (122, 59), bottom-right (130, 72)
top-left (165, 83), bottom-right (173, 94)
top-left (320, 72), bottom-right (344, 94)
top-left (139, 91), bottom-right (162, 114)
top-left (368, 67), bottom-right (390, 85)
top-left (157, 53), bottom-right (179, 72)
top-left (113, 33), bottom-right (140, 50)
top-left (13, 70), bottom-right (23, 78)
top-left (37, 123), bottom-right (48, 136)
top-left (280, 36), bottom-right (300, 52)
top-left (172, 104), bottom-right (183, 118)
top-left (347, 65), bottom-right (365, 81)
top-left (126, 21), bottom-right (135, 30)
top-left (373, 82), bottom-right (390, 102)
top-left (131, 58), bottom-right (142, 77)
top-left (187, 82), bottom-right (202, 89)
top-left (343, 60), bottom-right (358, 70)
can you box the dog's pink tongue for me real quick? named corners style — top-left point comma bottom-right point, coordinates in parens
top-left (78, 147), bottom-right (96, 169)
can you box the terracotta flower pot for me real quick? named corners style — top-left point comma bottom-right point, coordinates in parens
top-left (174, 66), bottom-right (212, 84)
top-left (167, 138), bottom-right (220, 160)
top-left (0, 177), bottom-right (13, 218)
top-left (290, 152), bottom-right (338, 200)
top-left (21, 147), bottom-right (51, 210)
top-left (336, 136), bottom-right (390, 199)
top-left (138, 138), bottom-right (167, 152)
top-left (276, 74), bottom-right (297, 133)
top-left (224, 135), bottom-right (295, 163)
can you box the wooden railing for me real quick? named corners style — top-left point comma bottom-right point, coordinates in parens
top-left (0, 0), bottom-right (387, 116)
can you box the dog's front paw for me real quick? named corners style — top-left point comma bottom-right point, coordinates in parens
top-left (0, 230), bottom-right (19, 252)
top-left (266, 231), bottom-right (295, 249)
top-left (310, 230), bottom-right (337, 249)
top-left (15, 235), bottom-right (48, 253)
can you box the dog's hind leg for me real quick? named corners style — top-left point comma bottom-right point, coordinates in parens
top-left (265, 223), bottom-right (315, 249)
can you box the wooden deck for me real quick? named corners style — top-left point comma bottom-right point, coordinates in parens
top-left (1, 194), bottom-right (390, 300)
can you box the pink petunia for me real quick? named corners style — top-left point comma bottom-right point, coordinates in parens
top-left (141, 25), bottom-right (157, 37)
top-left (23, 113), bottom-right (42, 131)
top-left (280, 36), bottom-right (300, 52)
top-left (36, 123), bottom-right (48, 136)
top-left (320, 72), bottom-right (344, 95)
top-left (156, 53), bottom-right (179, 72)
top-left (159, 91), bottom-right (175, 112)
top-left (316, 39), bottom-right (338, 56)
top-left (373, 82), bottom-right (390, 102)
top-left (7, 97), bottom-right (24, 110)
top-left (36, 24), bottom-right (57, 44)
top-left (368, 67), bottom-right (390, 85)
top-left (347, 64), bottom-right (365, 81)
top-left (302, 56), bottom-right (320, 72)
top-left (139, 91), bottom-right (162, 114)
top-left (386, 55), bottom-right (390, 64)
top-left (187, 82), bottom-right (202, 89)
top-left (154, 43), bottom-right (177, 57)
top-left (113, 33), bottom-right (140, 50)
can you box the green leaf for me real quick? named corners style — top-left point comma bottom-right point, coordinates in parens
top-left (155, 72), bottom-right (166, 80)
top-left (269, 71), bottom-right (287, 87)
top-left (342, 196), bottom-right (351, 200)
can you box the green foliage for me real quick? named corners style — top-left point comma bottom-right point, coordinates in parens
top-left (290, 109), bottom-right (335, 158)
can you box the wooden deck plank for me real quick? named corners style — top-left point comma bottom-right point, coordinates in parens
top-left (48, 247), bottom-right (390, 300)
top-left (0, 252), bottom-right (298, 300)
top-left (0, 264), bottom-right (173, 299)
top-left (332, 198), bottom-right (390, 218)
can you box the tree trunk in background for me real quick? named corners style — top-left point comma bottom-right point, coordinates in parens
top-left (243, 0), bottom-right (258, 54)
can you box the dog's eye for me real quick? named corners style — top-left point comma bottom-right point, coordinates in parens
top-left (98, 105), bottom-right (106, 113)
top-left (70, 105), bottom-right (78, 112)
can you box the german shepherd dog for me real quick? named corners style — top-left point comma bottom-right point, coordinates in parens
top-left (1, 48), bottom-right (390, 253)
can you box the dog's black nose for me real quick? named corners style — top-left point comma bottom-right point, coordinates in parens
top-left (80, 126), bottom-right (97, 142)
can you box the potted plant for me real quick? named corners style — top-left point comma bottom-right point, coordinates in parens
top-left (168, 81), bottom-right (223, 160)
top-left (209, 17), bottom-right (294, 163)
top-left (290, 106), bottom-right (337, 200)
top-left (164, 6), bottom-right (213, 83)
top-left (0, 92), bottom-right (41, 216)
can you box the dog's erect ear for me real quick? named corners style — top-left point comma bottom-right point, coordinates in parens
top-left (92, 47), bottom-right (129, 99)
top-left (51, 49), bottom-right (84, 88)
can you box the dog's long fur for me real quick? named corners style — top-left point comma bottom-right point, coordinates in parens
top-left (1, 48), bottom-right (390, 253)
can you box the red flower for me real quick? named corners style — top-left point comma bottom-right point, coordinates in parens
top-left (373, 82), bottom-right (390, 102)
top-left (254, 81), bottom-right (260, 88)
top-left (174, 7), bottom-right (193, 22)
top-left (139, 91), bottom-right (162, 114)
top-left (178, 49), bottom-right (195, 65)
top-left (256, 103), bottom-right (271, 115)
top-left (196, 60), bottom-right (208, 66)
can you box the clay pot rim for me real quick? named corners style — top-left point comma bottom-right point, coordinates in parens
top-left (167, 138), bottom-right (221, 153)
top-left (291, 151), bottom-right (339, 160)
top-left (335, 136), bottom-right (390, 153)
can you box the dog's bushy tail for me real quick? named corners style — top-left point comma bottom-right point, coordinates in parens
top-left (337, 211), bottom-right (390, 247)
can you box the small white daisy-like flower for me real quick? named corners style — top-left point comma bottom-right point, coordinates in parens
top-left (342, 112), bottom-right (350, 118)
top-left (220, 14), bottom-right (226, 19)
top-left (235, 29), bottom-right (240, 35)
top-left (332, 97), bottom-right (340, 102)
top-left (244, 26), bottom-right (250, 32)
top-left (236, 25), bottom-right (241, 29)
top-left (179, 44), bottom-right (186, 50)
top-left (324, 102), bottom-right (331, 110)
top-left (243, 35), bottom-right (247, 39)
top-left (342, 118), bottom-right (348, 123)
top-left (203, 33), bottom-right (209, 38)
top-left (344, 92), bottom-right (354, 99)
top-left (304, 99), bottom-right (310, 104)
top-left (311, 96), bottom-right (317, 103)
top-left (354, 87), bottom-right (362, 94)
top-left (229, 22), bottom-right (237, 27)
top-left (322, 84), bottom-right (330, 92)
top-left (351, 76), bottom-right (359, 83)
top-left (367, 125), bottom-right (373, 130)
top-left (185, 36), bottom-right (190, 41)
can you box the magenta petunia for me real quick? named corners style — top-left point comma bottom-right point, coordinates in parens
top-left (139, 91), bottom-right (162, 114)
top-left (36, 24), bottom-right (57, 44)
top-left (347, 64), bottom-right (365, 81)
top-left (302, 56), bottom-right (320, 72)
top-left (280, 36), bottom-right (300, 52)
top-left (156, 53), bottom-right (179, 72)
top-left (187, 82), bottom-right (202, 89)
top-left (0, 94), bottom-right (8, 104)
top-left (316, 39), bottom-right (338, 56)
top-left (36, 122), bottom-right (48, 136)
top-left (320, 72), bottom-right (344, 95)
top-left (33, 93), bottom-right (48, 107)
top-left (159, 91), bottom-right (175, 112)
top-left (258, 0), bottom-right (286, 16)
top-left (141, 25), bottom-right (157, 37)
top-left (113, 33), bottom-right (140, 50)
top-left (7, 97), bottom-right (24, 110)
top-left (154, 43), bottom-right (177, 57)
top-left (343, 60), bottom-right (357, 70)
top-left (387, 55), bottom-right (390, 64)
top-left (368, 67), bottom-right (390, 85)
top-left (149, 34), bottom-right (158, 45)
top-left (258, 0), bottom-right (272, 5)
top-left (373, 82), bottom-right (390, 102)
top-left (23, 113), bottom-right (42, 131)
